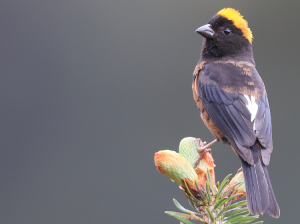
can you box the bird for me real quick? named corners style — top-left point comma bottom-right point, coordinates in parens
top-left (192, 8), bottom-right (280, 218)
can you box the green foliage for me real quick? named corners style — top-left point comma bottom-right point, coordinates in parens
top-left (166, 174), bottom-right (262, 224)
top-left (155, 137), bottom-right (263, 223)
top-left (165, 211), bottom-right (196, 224)
top-left (206, 169), bottom-right (216, 195)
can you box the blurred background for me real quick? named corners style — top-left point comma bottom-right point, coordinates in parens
top-left (1, 0), bottom-right (299, 223)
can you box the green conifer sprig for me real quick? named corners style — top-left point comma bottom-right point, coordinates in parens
top-left (155, 137), bottom-right (263, 224)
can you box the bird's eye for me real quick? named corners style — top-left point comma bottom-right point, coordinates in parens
top-left (224, 28), bottom-right (231, 35)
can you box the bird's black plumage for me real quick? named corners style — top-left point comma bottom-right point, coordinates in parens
top-left (193, 8), bottom-right (280, 218)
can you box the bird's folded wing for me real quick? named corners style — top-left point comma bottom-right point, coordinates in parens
top-left (197, 81), bottom-right (272, 165)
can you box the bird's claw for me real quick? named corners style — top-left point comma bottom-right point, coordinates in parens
top-left (197, 143), bottom-right (208, 152)
top-left (197, 138), bottom-right (219, 153)
top-left (193, 139), bottom-right (211, 168)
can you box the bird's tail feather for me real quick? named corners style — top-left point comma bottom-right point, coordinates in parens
top-left (263, 163), bottom-right (280, 218)
top-left (240, 144), bottom-right (280, 218)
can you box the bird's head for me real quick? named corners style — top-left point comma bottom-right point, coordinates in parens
top-left (197, 8), bottom-right (253, 58)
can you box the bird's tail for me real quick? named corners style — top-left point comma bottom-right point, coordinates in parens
top-left (240, 144), bottom-right (280, 218)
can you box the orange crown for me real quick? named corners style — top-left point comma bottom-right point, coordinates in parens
top-left (217, 8), bottom-right (253, 43)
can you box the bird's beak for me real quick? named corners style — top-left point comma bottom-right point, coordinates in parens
top-left (196, 24), bottom-right (215, 39)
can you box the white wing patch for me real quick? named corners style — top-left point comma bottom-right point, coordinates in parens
top-left (243, 94), bottom-right (258, 130)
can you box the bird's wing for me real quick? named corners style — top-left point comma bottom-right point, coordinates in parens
top-left (254, 92), bottom-right (273, 165)
top-left (196, 65), bottom-right (272, 165)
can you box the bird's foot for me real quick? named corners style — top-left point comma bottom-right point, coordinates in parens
top-left (193, 139), bottom-right (211, 168)
top-left (193, 138), bottom-right (219, 168)
top-left (197, 138), bottom-right (219, 152)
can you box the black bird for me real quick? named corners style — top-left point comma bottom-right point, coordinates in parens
top-left (192, 8), bottom-right (280, 218)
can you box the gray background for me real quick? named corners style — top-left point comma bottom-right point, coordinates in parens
top-left (1, 0), bottom-right (299, 223)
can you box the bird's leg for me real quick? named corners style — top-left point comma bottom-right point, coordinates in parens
top-left (193, 138), bottom-right (219, 168)
top-left (197, 138), bottom-right (219, 152)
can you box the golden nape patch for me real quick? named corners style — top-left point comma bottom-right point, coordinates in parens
top-left (217, 8), bottom-right (253, 43)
